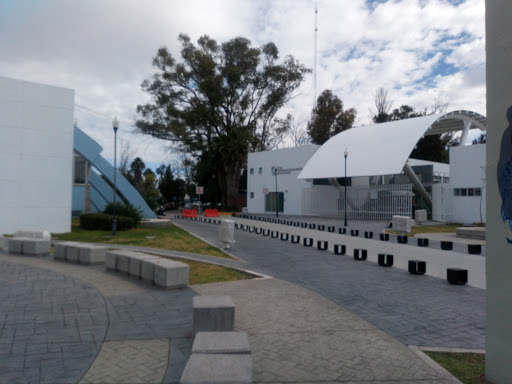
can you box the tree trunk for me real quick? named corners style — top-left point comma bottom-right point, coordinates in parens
top-left (218, 160), bottom-right (242, 210)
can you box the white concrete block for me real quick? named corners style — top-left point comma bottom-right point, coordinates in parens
top-left (193, 296), bottom-right (235, 333)
top-left (66, 245), bottom-right (80, 262)
top-left (22, 239), bottom-right (51, 255)
top-left (78, 244), bottom-right (106, 265)
top-left (192, 332), bottom-right (251, 355)
top-left (106, 251), bottom-right (118, 270)
top-left (180, 353), bottom-right (252, 384)
top-left (153, 259), bottom-right (189, 288)
top-left (7, 238), bottom-right (23, 254)
top-left (128, 254), bottom-right (159, 278)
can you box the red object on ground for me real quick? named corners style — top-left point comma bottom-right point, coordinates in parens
top-left (204, 209), bottom-right (219, 217)
top-left (182, 209), bottom-right (198, 218)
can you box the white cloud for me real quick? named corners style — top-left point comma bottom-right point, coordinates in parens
top-left (0, 0), bottom-right (486, 164)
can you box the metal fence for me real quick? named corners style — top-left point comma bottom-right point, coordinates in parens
top-left (302, 184), bottom-right (413, 220)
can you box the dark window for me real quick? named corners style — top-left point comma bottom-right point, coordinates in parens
top-left (250, 192), bottom-right (254, 199)
top-left (475, 188), bottom-right (481, 196)
top-left (74, 153), bottom-right (88, 184)
top-left (468, 188), bottom-right (475, 196)
top-left (258, 167), bottom-right (262, 174)
top-left (250, 168), bottom-right (254, 175)
top-left (461, 188), bottom-right (467, 196)
top-left (454, 189), bottom-right (460, 196)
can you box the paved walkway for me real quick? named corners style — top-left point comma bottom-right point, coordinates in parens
top-left (174, 217), bottom-right (486, 350)
top-left (0, 217), bottom-right (480, 383)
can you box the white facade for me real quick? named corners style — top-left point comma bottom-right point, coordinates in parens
top-left (247, 145), bottom-right (319, 215)
top-left (0, 76), bottom-right (74, 234)
top-left (448, 144), bottom-right (486, 224)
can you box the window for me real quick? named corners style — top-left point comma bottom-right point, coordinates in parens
top-left (258, 167), bottom-right (262, 174)
top-left (265, 192), bottom-right (284, 212)
top-left (454, 189), bottom-right (461, 196)
top-left (468, 188), bottom-right (475, 196)
top-left (475, 188), bottom-right (481, 196)
top-left (250, 168), bottom-right (254, 174)
top-left (461, 188), bottom-right (467, 196)
top-left (73, 152), bottom-right (89, 184)
top-left (250, 192), bottom-right (254, 199)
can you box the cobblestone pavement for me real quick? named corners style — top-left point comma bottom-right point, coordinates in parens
top-left (175, 218), bottom-right (486, 349)
top-left (0, 253), bottom-right (195, 384)
top-left (194, 278), bottom-right (459, 384)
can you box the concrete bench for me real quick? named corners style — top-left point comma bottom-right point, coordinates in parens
top-left (192, 332), bottom-right (251, 355)
top-left (392, 215), bottom-right (415, 233)
top-left (106, 250), bottom-right (189, 288)
top-left (193, 296), bottom-right (235, 333)
top-left (7, 237), bottom-right (51, 256)
top-left (181, 331), bottom-right (252, 384)
top-left (180, 353), bottom-right (252, 384)
top-left (54, 242), bottom-right (107, 265)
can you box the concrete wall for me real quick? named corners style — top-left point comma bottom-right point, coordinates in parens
top-left (247, 145), bottom-right (319, 215)
top-left (486, 1), bottom-right (512, 382)
top-left (431, 183), bottom-right (453, 223)
top-left (448, 144), bottom-right (486, 224)
top-left (0, 76), bottom-right (74, 234)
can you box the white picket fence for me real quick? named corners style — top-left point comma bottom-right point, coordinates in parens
top-left (302, 184), bottom-right (413, 220)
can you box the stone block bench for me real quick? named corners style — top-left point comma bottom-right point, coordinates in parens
top-left (54, 242), bottom-right (107, 265)
top-left (193, 296), bottom-right (235, 333)
top-left (7, 237), bottom-right (51, 256)
top-left (180, 331), bottom-right (252, 384)
top-left (106, 250), bottom-right (189, 289)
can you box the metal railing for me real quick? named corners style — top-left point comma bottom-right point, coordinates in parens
top-left (302, 184), bottom-right (413, 220)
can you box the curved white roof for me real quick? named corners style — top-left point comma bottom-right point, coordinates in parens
top-left (298, 110), bottom-right (486, 179)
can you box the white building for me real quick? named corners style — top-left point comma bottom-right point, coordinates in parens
top-left (247, 111), bottom-right (487, 223)
top-left (247, 145), bottom-right (319, 215)
top-left (0, 76), bottom-right (75, 234)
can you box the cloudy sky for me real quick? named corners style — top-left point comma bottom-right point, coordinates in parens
top-left (0, 0), bottom-right (485, 171)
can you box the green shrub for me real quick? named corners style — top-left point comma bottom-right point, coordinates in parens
top-left (80, 213), bottom-right (135, 231)
top-left (103, 202), bottom-right (142, 226)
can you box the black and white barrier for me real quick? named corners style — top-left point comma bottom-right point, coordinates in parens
top-left (318, 225), bottom-right (325, 231)
top-left (447, 268), bottom-right (468, 285)
top-left (249, 226), bottom-right (255, 232)
top-left (291, 235), bottom-right (300, 244)
top-left (339, 228), bottom-right (347, 235)
top-left (468, 244), bottom-right (482, 255)
top-left (334, 244), bottom-right (346, 255)
top-left (262, 229), bottom-right (270, 236)
top-left (364, 231), bottom-right (373, 239)
top-left (380, 233), bottom-right (389, 241)
top-left (353, 249), bottom-right (367, 260)
top-left (441, 241), bottom-right (453, 250)
top-left (351, 229), bottom-right (359, 237)
top-left (378, 254), bottom-right (393, 267)
top-left (303, 238), bottom-right (313, 247)
top-left (328, 226), bottom-right (335, 232)
top-left (255, 228), bottom-right (262, 234)
top-left (293, 222), bottom-right (300, 227)
top-left (408, 260), bottom-right (426, 275)
top-left (271, 231), bottom-right (279, 238)
top-left (417, 238), bottom-right (429, 247)
top-left (301, 223), bottom-right (307, 228)
top-left (309, 224), bottom-right (316, 229)
top-left (397, 236), bottom-right (408, 244)
top-left (317, 241), bottom-right (328, 250)
top-left (280, 233), bottom-right (289, 241)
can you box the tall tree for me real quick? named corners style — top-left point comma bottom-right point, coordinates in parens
top-left (307, 89), bottom-right (356, 145)
top-left (136, 34), bottom-right (310, 208)
top-left (130, 157), bottom-right (146, 193)
top-left (371, 87), bottom-right (392, 123)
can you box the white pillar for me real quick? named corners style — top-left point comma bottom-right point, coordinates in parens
top-left (459, 118), bottom-right (472, 146)
top-left (486, 1), bottom-right (512, 382)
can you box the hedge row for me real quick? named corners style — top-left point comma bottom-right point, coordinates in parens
top-left (80, 213), bottom-right (135, 231)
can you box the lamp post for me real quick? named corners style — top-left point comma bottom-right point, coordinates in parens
top-left (344, 148), bottom-right (348, 227)
top-left (272, 166), bottom-right (279, 218)
top-left (112, 116), bottom-right (119, 236)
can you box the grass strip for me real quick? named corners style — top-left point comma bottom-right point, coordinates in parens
top-left (53, 224), bottom-right (232, 259)
top-left (388, 224), bottom-right (461, 237)
top-left (424, 352), bottom-right (490, 384)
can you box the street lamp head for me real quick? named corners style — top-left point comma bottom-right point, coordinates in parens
top-left (344, 148), bottom-right (348, 158)
top-left (112, 116), bottom-right (119, 132)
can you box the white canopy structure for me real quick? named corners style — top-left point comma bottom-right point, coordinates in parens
top-left (298, 110), bottom-right (486, 180)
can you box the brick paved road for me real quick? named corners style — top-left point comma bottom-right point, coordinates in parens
top-left (175, 219), bottom-right (486, 349)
